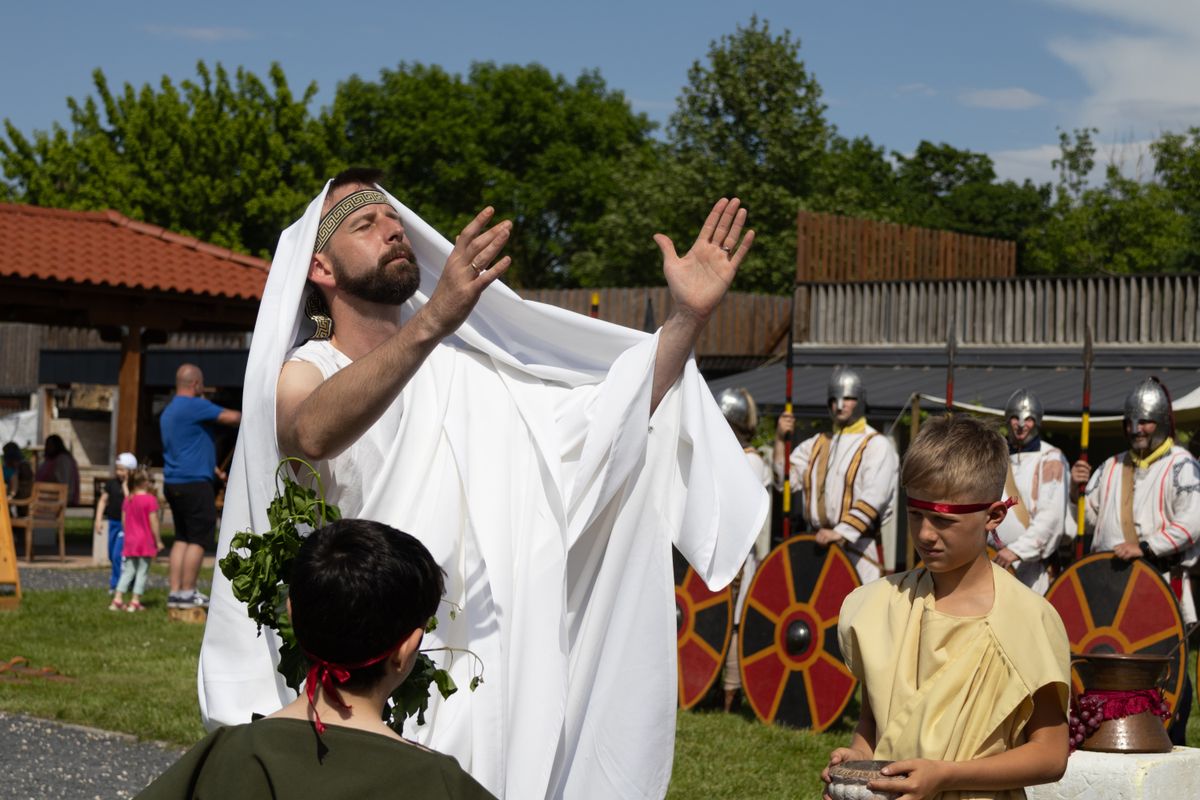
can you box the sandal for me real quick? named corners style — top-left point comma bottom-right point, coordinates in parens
top-left (125, 601), bottom-right (145, 612)
top-left (108, 601), bottom-right (124, 611)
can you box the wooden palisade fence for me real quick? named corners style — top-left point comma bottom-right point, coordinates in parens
top-left (796, 274), bottom-right (1200, 347)
top-left (796, 210), bottom-right (1016, 283)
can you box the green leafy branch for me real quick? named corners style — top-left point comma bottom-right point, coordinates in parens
top-left (218, 458), bottom-right (482, 731)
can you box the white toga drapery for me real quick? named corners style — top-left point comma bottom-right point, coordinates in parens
top-left (197, 184), bottom-right (768, 800)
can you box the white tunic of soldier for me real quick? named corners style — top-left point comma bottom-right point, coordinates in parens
top-left (1074, 378), bottom-right (1200, 625)
top-left (775, 368), bottom-right (899, 584)
top-left (991, 389), bottom-right (1073, 594)
top-left (716, 387), bottom-right (772, 709)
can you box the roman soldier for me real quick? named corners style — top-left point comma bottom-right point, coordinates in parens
top-left (774, 368), bottom-right (899, 584)
top-left (991, 389), bottom-right (1073, 594)
top-left (715, 387), bottom-right (772, 711)
top-left (1071, 377), bottom-right (1200, 744)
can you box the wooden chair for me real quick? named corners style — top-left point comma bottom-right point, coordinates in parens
top-left (9, 482), bottom-right (68, 562)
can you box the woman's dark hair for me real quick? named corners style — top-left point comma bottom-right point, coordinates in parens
top-left (2, 441), bottom-right (23, 464)
top-left (289, 519), bottom-right (445, 691)
top-left (43, 434), bottom-right (67, 459)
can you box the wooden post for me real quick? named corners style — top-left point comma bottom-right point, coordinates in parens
top-left (0, 489), bottom-right (21, 609)
top-left (116, 327), bottom-right (143, 455)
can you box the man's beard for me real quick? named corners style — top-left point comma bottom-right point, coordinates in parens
top-left (331, 244), bottom-right (420, 305)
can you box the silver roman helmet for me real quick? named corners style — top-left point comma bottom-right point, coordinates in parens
top-left (717, 387), bottom-right (758, 437)
top-left (1123, 377), bottom-right (1173, 451)
top-left (827, 367), bottom-right (866, 423)
top-left (1004, 389), bottom-right (1044, 439)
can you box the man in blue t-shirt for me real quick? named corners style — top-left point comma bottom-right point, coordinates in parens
top-left (160, 363), bottom-right (241, 608)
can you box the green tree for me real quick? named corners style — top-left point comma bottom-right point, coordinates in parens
top-left (1, 62), bottom-right (330, 256)
top-left (1151, 128), bottom-right (1200, 268)
top-left (1025, 152), bottom-right (1191, 275)
top-left (1052, 127), bottom-right (1099, 203)
top-left (662, 15), bottom-right (835, 293)
top-left (808, 134), bottom-right (901, 219)
top-left (326, 61), bottom-right (657, 288)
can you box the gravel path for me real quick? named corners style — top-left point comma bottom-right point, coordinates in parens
top-left (4, 565), bottom-right (207, 797)
top-left (0, 712), bottom-right (185, 799)
top-left (15, 567), bottom-right (172, 593)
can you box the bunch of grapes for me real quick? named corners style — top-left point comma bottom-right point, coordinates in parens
top-left (1067, 700), bottom-right (1102, 751)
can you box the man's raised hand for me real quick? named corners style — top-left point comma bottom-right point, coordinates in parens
top-left (654, 198), bottom-right (754, 324)
top-left (422, 207), bottom-right (513, 338)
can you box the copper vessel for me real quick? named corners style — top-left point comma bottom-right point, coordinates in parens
top-left (1074, 652), bottom-right (1173, 754)
top-left (826, 760), bottom-right (903, 800)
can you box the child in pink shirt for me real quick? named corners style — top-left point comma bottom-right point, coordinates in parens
top-left (110, 468), bottom-right (163, 612)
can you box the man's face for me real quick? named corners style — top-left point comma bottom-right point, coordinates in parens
top-left (1008, 416), bottom-right (1035, 444)
top-left (1126, 418), bottom-right (1159, 453)
top-left (830, 397), bottom-right (858, 425)
top-left (322, 189), bottom-right (419, 306)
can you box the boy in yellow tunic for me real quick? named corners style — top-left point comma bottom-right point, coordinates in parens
top-left (822, 415), bottom-right (1070, 800)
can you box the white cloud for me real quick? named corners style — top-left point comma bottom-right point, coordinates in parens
top-left (959, 87), bottom-right (1048, 110)
top-left (896, 82), bottom-right (936, 97)
top-left (990, 144), bottom-right (1063, 185)
top-left (1041, 1), bottom-right (1200, 134)
top-left (989, 137), bottom-right (1156, 186)
top-left (142, 25), bottom-right (253, 43)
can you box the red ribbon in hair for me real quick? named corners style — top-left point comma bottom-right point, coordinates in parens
top-left (302, 644), bottom-right (400, 734)
top-left (907, 496), bottom-right (1018, 514)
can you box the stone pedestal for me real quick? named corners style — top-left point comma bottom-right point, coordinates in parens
top-left (1027, 747), bottom-right (1200, 799)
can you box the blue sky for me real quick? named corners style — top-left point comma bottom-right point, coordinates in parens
top-left (4, 1), bottom-right (1198, 186)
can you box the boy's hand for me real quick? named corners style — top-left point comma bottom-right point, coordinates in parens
top-left (870, 758), bottom-right (950, 800)
top-left (821, 746), bottom-right (873, 792)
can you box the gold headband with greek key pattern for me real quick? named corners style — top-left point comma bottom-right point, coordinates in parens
top-left (314, 189), bottom-right (389, 253)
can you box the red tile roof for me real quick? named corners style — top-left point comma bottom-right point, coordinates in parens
top-left (0, 203), bottom-right (269, 300)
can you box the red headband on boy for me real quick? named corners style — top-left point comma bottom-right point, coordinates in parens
top-left (907, 496), bottom-right (1018, 515)
top-left (302, 643), bottom-right (401, 734)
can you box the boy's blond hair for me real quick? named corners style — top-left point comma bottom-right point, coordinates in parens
top-left (902, 414), bottom-right (1008, 504)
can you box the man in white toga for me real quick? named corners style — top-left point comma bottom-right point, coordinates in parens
top-left (199, 168), bottom-right (768, 799)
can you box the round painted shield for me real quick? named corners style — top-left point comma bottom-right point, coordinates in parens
top-left (738, 536), bottom-right (861, 731)
top-left (674, 547), bottom-right (733, 709)
top-left (1046, 553), bottom-right (1186, 715)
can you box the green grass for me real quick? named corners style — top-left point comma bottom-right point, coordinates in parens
top-left (0, 573), bottom-right (207, 745)
top-left (669, 707), bottom-right (850, 799)
top-left (1, 576), bottom-right (1198, 798)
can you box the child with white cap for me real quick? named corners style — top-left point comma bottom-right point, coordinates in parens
top-left (95, 452), bottom-right (138, 592)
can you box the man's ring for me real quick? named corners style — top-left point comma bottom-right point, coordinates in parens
top-left (470, 260), bottom-right (484, 275)
top-left (719, 245), bottom-right (732, 254)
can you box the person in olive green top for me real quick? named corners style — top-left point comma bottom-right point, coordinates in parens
top-left (137, 519), bottom-right (495, 799)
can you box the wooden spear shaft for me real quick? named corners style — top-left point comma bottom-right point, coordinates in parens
top-left (782, 288), bottom-right (796, 539)
top-left (1075, 324), bottom-right (1093, 560)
